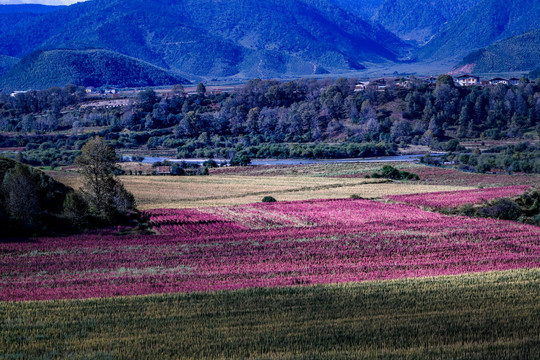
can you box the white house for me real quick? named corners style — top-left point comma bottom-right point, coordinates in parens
top-left (488, 78), bottom-right (508, 85)
top-left (354, 81), bottom-right (370, 92)
top-left (455, 74), bottom-right (480, 87)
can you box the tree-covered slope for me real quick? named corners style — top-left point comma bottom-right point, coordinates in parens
top-left (416, 0), bottom-right (540, 60)
top-left (0, 49), bottom-right (188, 91)
top-left (317, 0), bottom-right (385, 19)
top-left (0, 0), bottom-right (409, 78)
top-left (0, 55), bottom-right (18, 78)
top-left (375, 0), bottom-right (481, 45)
top-left (0, 157), bottom-right (71, 236)
top-left (459, 29), bottom-right (540, 73)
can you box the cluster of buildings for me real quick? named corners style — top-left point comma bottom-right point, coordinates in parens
top-left (354, 75), bottom-right (528, 92)
top-left (453, 75), bottom-right (522, 87)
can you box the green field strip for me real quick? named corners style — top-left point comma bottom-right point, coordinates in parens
top-left (1, 269), bottom-right (539, 359)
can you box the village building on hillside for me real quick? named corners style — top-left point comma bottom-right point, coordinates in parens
top-left (354, 81), bottom-right (370, 92)
top-left (423, 76), bottom-right (437, 85)
top-left (455, 74), bottom-right (480, 87)
top-left (509, 78), bottom-right (520, 85)
top-left (369, 79), bottom-right (387, 90)
top-left (394, 78), bottom-right (411, 88)
top-left (488, 78), bottom-right (509, 85)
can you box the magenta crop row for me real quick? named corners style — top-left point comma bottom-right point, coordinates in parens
top-left (1, 197), bottom-right (539, 301)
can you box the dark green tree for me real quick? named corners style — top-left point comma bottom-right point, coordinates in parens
top-left (75, 137), bottom-right (137, 223)
top-left (197, 83), bottom-right (207, 97)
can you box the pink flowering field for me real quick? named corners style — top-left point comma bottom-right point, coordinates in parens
top-left (387, 185), bottom-right (531, 209)
top-left (1, 198), bottom-right (539, 301)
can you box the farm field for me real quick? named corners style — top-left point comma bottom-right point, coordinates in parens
top-left (2, 198), bottom-right (539, 301)
top-left (212, 163), bottom-right (540, 187)
top-left (49, 170), bottom-right (474, 209)
top-left (1, 269), bottom-right (539, 359)
top-left (388, 185), bottom-right (532, 209)
top-left (5, 163), bottom-right (539, 358)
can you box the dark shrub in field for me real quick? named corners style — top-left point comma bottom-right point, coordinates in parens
top-left (478, 198), bottom-right (522, 221)
top-left (230, 153), bottom-right (251, 166)
top-left (370, 165), bottom-right (419, 180)
top-left (262, 196), bottom-right (277, 203)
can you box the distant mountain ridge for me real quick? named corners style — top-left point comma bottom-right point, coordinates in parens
top-left (459, 29), bottom-right (540, 74)
top-left (0, 4), bottom-right (65, 13)
top-left (416, 0), bottom-right (540, 61)
top-left (375, 0), bottom-right (481, 45)
top-left (0, 0), bottom-right (409, 81)
top-left (0, 0), bottom-right (538, 89)
top-left (0, 49), bottom-right (188, 91)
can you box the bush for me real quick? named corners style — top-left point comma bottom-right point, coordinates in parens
top-left (262, 196), bottom-right (277, 203)
top-left (371, 165), bottom-right (419, 181)
top-left (478, 198), bottom-right (522, 221)
top-left (230, 153), bottom-right (251, 166)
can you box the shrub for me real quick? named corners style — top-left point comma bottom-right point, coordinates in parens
top-left (230, 153), bottom-right (251, 166)
top-left (372, 165), bottom-right (419, 181)
top-left (478, 198), bottom-right (522, 221)
top-left (262, 196), bottom-right (277, 203)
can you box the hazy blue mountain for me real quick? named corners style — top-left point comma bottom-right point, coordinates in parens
top-left (0, 49), bottom-right (188, 91)
top-left (0, 0), bottom-right (409, 79)
top-left (459, 29), bottom-right (540, 73)
top-left (0, 4), bottom-right (65, 13)
top-left (318, 0), bottom-right (385, 19)
top-left (374, 0), bottom-right (481, 45)
top-left (416, 0), bottom-right (540, 60)
top-left (0, 54), bottom-right (18, 77)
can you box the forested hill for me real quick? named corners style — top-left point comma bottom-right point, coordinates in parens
top-left (310, 0), bottom-right (385, 19)
top-left (0, 55), bottom-right (18, 78)
top-left (374, 0), bottom-right (481, 46)
top-left (415, 0), bottom-right (540, 61)
top-left (459, 30), bottom-right (540, 74)
top-left (0, 49), bottom-right (189, 91)
top-left (0, 0), bottom-right (409, 79)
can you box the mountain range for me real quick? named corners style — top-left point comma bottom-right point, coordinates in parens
top-left (0, 0), bottom-right (538, 91)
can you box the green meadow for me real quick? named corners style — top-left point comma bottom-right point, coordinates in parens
top-left (2, 269), bottom-right (539, 359)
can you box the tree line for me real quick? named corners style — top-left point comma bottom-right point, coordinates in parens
top-left (1, 76), bottom-right (539, 165)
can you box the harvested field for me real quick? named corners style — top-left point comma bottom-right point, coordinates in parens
top-left (388, 185), bottom-right (532, 209)
top-left (49, 171), bottom-right (472, 209)
top-left (210, 162), bottom-right (423, 177)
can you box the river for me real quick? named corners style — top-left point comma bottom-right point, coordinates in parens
top-left (122, 154), bottom-right (443, 166)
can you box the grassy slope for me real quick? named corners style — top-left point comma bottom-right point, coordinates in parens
top-left (1, 269), bottom-right (539, 359)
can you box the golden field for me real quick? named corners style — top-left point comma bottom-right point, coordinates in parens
top-left (50, 170), bottom-right (473, 209)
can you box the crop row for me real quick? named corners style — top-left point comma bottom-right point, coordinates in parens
top-left (1, 198), bottom-right (539, 301)
top-left (387, 185), bottom-right (531, 209)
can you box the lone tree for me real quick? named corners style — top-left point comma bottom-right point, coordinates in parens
top-left (75, 137), bottom-right (137, 224)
